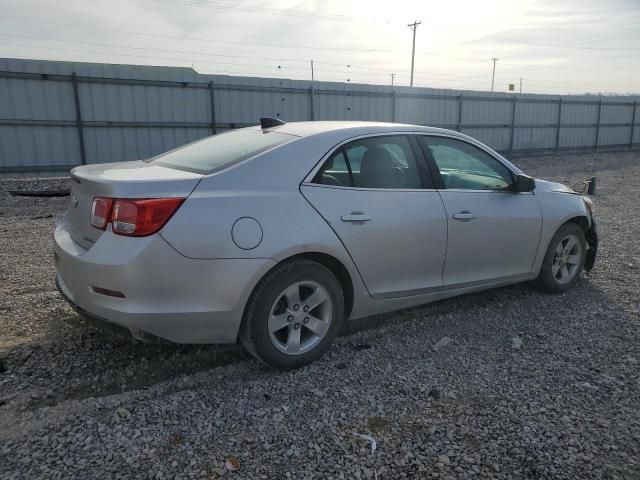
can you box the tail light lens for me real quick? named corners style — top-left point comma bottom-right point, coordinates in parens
top-left (111, 198), bottom-right (185, 236)
top-left (90, 197), bottom-right (184, 237)
top-left (91, 198), bottom-right (114, 230)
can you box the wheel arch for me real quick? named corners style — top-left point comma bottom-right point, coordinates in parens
top-left (533, 212), bottom-right (591, 276)
top-left (533, 215), bottom-right (592, 292)
top-left (564, 215), bottom-right (589, 233)
top-left (563, 215), bottom-right (597, 272)
top-left (542, 215), bottom-right (589, 258)
top-left (296, 252), bottom-right (355, 318)
top-left (243, 252), bottom-right (355, 322)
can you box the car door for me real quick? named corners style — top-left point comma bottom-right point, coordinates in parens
top-left (418, 135), bottom-right (542, 287)
top-left (301, 134), bottom-right (447, 299)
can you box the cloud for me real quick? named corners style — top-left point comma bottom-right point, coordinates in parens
top-left (0, 0), bottom-right (638, 94)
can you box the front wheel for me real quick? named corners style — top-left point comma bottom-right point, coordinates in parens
top-left (239, 259), bottom-right (345, 369)
top-left (534, 223), bottom-right (586, 293)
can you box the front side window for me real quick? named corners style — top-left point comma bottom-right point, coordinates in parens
top-left (314, 135), bottom-right (422, 189)
top-left (421, 136), bottom-right (513, 191)
top-left (148, 128), bottom-right (296, 174)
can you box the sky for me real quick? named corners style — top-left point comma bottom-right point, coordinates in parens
top-left (0, 0), bottom-right (639, 95)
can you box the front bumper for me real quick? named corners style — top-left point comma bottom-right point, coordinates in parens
top-left (54, 215), bottom-right (275, 343)
top-left (584, 218), bottom-right (598, 272)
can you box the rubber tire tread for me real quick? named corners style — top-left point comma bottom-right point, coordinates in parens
top-left (239, 259), bottom-right (344, 369)
top-left (533, 222), bottom-right (586, 294)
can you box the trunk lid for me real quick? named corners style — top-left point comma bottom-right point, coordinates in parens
top-left (67, 161), bottom-right (203, 250)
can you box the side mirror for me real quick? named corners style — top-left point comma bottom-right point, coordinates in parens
top-left (515, 174), bottom-right (535, 193)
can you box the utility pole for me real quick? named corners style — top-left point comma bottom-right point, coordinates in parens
top-left (390, 73), bottom-right (396, 86)
top-left (408, 20), bottom-right (421, 87)
top-left (491, 57), bottom-right (499, 92)
top-left (310, 60), bottom-right (315, 120)
top-left (519, 77), bottom-right (522, 94)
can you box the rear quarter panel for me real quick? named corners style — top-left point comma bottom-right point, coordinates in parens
top-left (160, 136), bottom-right (343, 260)
top-left (159, 136), bottom-right (373, 315)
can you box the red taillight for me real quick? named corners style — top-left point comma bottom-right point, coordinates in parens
top-left (111, 198), bottom-right (185, 236)
top-left (91, 197), bottom-right (114, 230)
top-left (90, 197), bottom-right (184, 236)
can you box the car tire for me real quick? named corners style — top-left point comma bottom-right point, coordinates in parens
top-left (239, 259), bottom-right (345, 369)
top-left (533, 222), bottom-right (586, 293)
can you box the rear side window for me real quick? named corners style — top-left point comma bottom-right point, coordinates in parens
top-left (314, 135), bottom-right (423, 189)
top-left (148, 128), bottom-right (296, 174)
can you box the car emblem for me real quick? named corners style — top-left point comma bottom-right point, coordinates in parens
top-left (72, 195), bottom-right (79, 208)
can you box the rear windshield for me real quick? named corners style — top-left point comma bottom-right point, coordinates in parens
top-left (147, 128), bottom-right (296, 174)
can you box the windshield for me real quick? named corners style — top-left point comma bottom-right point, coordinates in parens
top-left (147, 128), bottom-right (296, 174)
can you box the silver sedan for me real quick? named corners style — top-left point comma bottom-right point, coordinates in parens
top-left (54, 119), bottom-right (598, 368)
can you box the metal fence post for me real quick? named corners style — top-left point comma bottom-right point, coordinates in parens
top-left (310, 86), bottom-right (315, 120)
top-left (391, 90), bottom-right (397, 123)
top-left (630, 101), bottom-right (637, 150)
top-left (208, 81), bottom-right (217, 135)
top-left (595, 98), bottom-right (602, 151)
top-left (71, 72), bottom-right (87, 165)
top-left (555, 98), bottom-right (563, 152)
top-left (509, 96), bottom-right (517, 151)
top-left (457, 94), bottom-right (463, 132)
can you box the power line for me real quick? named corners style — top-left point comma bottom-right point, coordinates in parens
top-left (0, 17), bottom-right (406, 53)
top-left (0, 32), bottom-right (408, 77)
top-left (2, 39), bottom-right (629, 92)
top-left (2, 49), bottom-right (307, 80)
top-left (0, 42), bottom-right (398, 82)
top-left (473, 33), bottom-right (640, 51)
top-left (8, 29), bottom-right (625, 80)
top-left (163, 0), bottom-right (636, 51)
top-left (5, 29), bottom-right (632, 77)
top-left (2, 43), bottom-right (632, 93)
top-left (0, 40), bottom-right (466, 87)
top-left (0, 33), bottom-right (401, 78)
top-left (0, 32), bottom-right (312, 65)
top-left (3, 16), bottom-right (640, 62)
top-left (411, 67), bottom-right (631, 90)
top-left (153, 0), bottom-right (471, 32)
top-left (0, 19), bottom-right (636, 93)
top-left (0, 33), bottom-right (631, 92)
top-left (0, 43), bottom-right (309, 76)
top-left (150, 0), bottom-right (357, 22)
top-left (0, 38), bottom-right (400, 81)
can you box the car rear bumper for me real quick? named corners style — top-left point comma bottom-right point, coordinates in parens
top-left (54, 215), bottom-right (275, 344)
top-left (55, 277), bottom-right (170, 343)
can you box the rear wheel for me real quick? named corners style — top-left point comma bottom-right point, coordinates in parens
top-left (239, 259), bottom-right (344, 369)
top-left (534, 223), bottom-right (586, 293)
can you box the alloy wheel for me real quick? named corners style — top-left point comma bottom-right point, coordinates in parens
top-left (268, 281), bottom-right (333, 355)
top-left (552, 234), bottom-right (582, 284)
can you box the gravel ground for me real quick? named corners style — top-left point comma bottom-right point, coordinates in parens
top-left (1, 151), bottom-right (639, 479)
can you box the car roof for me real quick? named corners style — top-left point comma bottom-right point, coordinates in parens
top-left (264, 120), bottom-right (523, 176)
top-left (273, 121), bottom-right (458, 138)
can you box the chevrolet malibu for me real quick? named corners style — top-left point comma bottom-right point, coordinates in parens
top-left (54, 119), bottom-right (597, 369)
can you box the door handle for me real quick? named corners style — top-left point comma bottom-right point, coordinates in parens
top-left (341, 212), bottom-right (371, 222)
top-left (453, 211), bottom-right (475, 220)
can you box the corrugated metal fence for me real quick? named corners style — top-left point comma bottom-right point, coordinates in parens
top-left (1, 57), bottom-right (638, 174)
